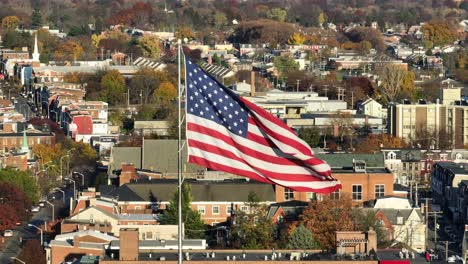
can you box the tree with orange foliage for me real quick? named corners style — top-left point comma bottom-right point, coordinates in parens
top-left (54, 40), bottom-right (84, 62)
top-left (355, 134), bottom-right (407, 153)
top-left (291, 194), bottom-right (356, 251)
top-left (1, 16), bottom-right (20, 30)
top-left (154, 81), bottom-right (177, 102)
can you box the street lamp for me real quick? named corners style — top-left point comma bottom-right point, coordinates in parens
top-left (60, 154), bottom-right (69, 180)
top-left (28, 223), bottom-right (44, 246)
top-left (66, 148), bottom-right (75, 177)
top-left (73, 171), bottom-right (85, 187)
top-left (35, 169), bottom-right (46, 182)
top-left (10, 257), bottom-right (25, 264)
top-left (54, 188), bottom-right (65, 204)
top-left (46, 200), bottom-right (54, 221)
top-left (65, 177), bottom-right (76, 201)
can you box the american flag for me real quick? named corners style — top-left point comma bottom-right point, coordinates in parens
top-left (185, 59), bottom-right (341, 193)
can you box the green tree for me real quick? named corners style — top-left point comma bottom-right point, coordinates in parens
top-left (136, 104), bottom-right (155, 120)
top-left (266, 8), bottom-right (287, 22)
top-left (109, 110), bottom-right (125, 126)
top-left (0, 168), bottom-right (39, 203)
top-left (101, 70), bottom-right (126, 105)
top-left (230, 203), bottom-right (275, 249)
top-left (298, 127), bottom-right (321, 147)
top-left (213, 11), bottom-right (228, 29)
top-left (273, 56), bottom-right (299, 78)
top-left (31, 9), bottom-right (42, 28)
top-left (286, 225), bottom-right (320, 249)
top-left (122, 117), bottom-right (135, 133)
top-left (161, 183), bottom-right (206, 239)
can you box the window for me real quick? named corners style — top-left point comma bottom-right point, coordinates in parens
top-left (134, 206), bottom-right (141, 210)
top-left (227, 206), bottom-right (232, 215)
top-left (197, 206), bottom-right (205, 215)
top-left (375, 184), bottom-right (385, 198)
top-left (284, 188), bottom-right (294, 200)
top-left (146, 232), bottom-right (152, 239)
top-left (330, 190), bottom-right (340, 200)
top-left (352, 185), bottom-right (362, 201)
top-left (241, 206), bottom-right (249, 212)
top-left (212, 206), bottom-right (220, 215)
top-left (211, 222), bottom-right (219, 226)
top-left (388, 152), bottom-right (396, 160)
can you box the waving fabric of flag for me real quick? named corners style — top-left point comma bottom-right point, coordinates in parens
top-left (185, 58), bottom-right (341, 193)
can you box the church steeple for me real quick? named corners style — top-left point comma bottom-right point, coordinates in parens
top-left (32, 33), bottom-right (40, 61)
top-left (21, 130), bottom-right (29, 154)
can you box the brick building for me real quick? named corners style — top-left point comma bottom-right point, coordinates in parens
top-left (0, 127), bottom-right (55, 151)
top-left (275, 154), bottom-right (400, 206)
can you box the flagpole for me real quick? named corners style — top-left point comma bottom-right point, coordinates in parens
top-left (177, 39), bottom-right (183, 264)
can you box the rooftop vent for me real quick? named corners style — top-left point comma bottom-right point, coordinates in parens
top-left (353, 159), bottom-right (367, 173)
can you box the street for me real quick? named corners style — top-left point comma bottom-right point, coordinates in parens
top-left (426, 213), bottom-right (462, 261)
top-left (0, 184), bottom-right (74, 263)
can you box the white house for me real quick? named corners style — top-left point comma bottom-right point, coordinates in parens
top-left (358, 98), bottom-right (386, 120)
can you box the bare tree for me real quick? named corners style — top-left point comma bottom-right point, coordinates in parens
top-left (378, 64), bottom-right (406, 103)
top-left (329, 111), bottom-right (355, 150)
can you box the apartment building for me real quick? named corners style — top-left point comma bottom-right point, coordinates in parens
top-left (388, 100), bottom-right (468, 148)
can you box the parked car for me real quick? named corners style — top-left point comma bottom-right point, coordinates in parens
top-left (3, 230), bottom-right (13, 237)
top-left (31, 206), bottom-right (40, 213)
top-left (38, 201), bottom-right (45, 207)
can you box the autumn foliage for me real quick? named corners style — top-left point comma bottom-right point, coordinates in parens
top-left (106, 2), bottom-right (153, 27)
top-left (0, 182), bottom-right (32, 230)
top-left (355, 134), bottom-right (407, 153)
top-left (290, 194), bottom-right (356, 251)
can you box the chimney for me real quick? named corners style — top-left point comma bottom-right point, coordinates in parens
top-left (120, 228), bottom-right (139, 261)
top-left (120, 163), bottom-right (137, 186)
top-left (250, 71), bottom-right (255, 96)
top-left (73, 235), bottom-right (80, 248)
top-left (365, 115), bottom-right (369, 126)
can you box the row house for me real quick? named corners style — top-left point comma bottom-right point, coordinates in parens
top-left (99, 179), bottom-right (277, 226)
top-left (431, 161), bottom-right (468, 222)
top-left (48, 230), bottom-right (117, 264)
top-left (381, 149), bottom-right (423, 186)
top-left (61, 206), bottom-right (175, 240)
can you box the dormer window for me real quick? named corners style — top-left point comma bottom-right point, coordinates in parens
top-left (388, 152), bottom-right (396, 160)
top-left (406, 153), bottom-right (413, 160)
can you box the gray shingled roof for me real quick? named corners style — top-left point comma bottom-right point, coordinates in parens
top-left (109, 147), bottom-right (141, 173)
top-left (104, 180), bottom-right (276, 203)
top-left (366, 208), bottom-right (423, 225)
top-left (142, 140), bottom-right (204, 174)
top-left (315, 153), bottom-right (385, 168)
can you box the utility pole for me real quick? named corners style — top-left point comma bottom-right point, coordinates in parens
top-left (323, 84), bottom-right (329, 97)
top-left (445, 240), bottom-right (448, 260)
top-left (351, 91), bottom-right (354, 109)
top-left (428, 211), bottom-right (443, 246)
top-left (296, 80), bottom-right (300, 92)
